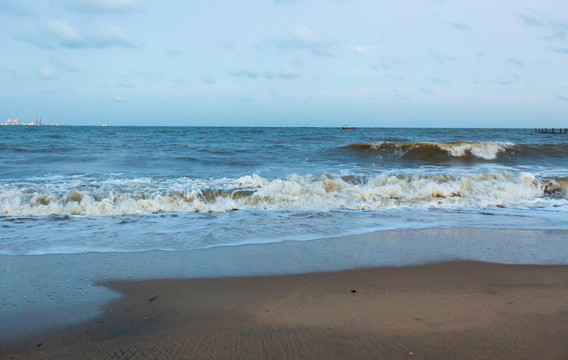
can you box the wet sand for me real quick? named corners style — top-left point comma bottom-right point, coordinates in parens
top-left (3, 261), bottom-right (568, 360)
top-left (3, 227), bottom-right (568, 343)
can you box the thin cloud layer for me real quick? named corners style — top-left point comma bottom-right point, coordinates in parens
top-left (231, 64), bottom-right (301, 80)
top-left (447, 22), bottom-right (471, 32)
top-left (519, 12), bottom-right (568, 45)
top-left (348, 44), bottom-right (381, 55)
top-left (58, 62), bottom-right (80, 72)
top-left (276, 63), bottom-right (300, 79)
top-left (46, 20), bottom-right (86, 48)
top-left (550, 46), bottom-right (568, 54)
top-left (428, 51), bottom-right (457, 64)
top-left (230, 68), bottom-right (260, 79)
top-left (39, 66), bottom-right (56, 79)
top-left (199, 76), bottom-right (216, 85)
top-left (95, 24), bottom-right (138, 48)
top-left (518, 13), bottom-right (568, 29)
top-left (544, 32), bottom-right (566, 41)
top-left (56, 0), bottom-right (138, 13)
top-left (272, 26), bottom-right (334, 57)
top-left (508, 58), bottom-right (525, 67)
top-left (16, 20), bottom-right (138, 49)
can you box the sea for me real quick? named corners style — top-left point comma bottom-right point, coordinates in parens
top-left (1, 127), bottom-right (567, 256)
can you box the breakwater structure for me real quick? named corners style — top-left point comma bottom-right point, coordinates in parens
top-left (535, 128), bottom-right (567, 134)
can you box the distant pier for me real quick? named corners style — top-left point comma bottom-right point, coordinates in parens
top-left (535, 128), bottom-right (568, 134)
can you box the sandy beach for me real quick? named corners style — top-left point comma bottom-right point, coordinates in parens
top-left (3, 260), bottom-right (568, 360)
top-left (3, 0), bottom-right (568, 357)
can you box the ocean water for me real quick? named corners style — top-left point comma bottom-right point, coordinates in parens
top-left (1, 127), bottom-right (567, 255)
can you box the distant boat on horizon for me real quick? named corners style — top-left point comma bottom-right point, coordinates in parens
top-left (342, 125), bottom-right (355, 130)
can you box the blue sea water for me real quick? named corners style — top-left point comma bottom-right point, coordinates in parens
top-left (1, 126), bottom-right (567, 255)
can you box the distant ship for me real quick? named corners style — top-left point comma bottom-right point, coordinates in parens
top-left (342, 126), bottom-right (355, 130)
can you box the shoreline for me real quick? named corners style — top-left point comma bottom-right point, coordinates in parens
top-left (3, 261), bottom-right (568, 359)
top-left (2, 228), bottom-right (568, 346)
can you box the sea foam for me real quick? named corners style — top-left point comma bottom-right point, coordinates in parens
top-left (1, 172), bottom-right (566, 216)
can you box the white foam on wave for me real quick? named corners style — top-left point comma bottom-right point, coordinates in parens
top-left (361, 141), bottom-right (514, 160)
top-left (233, 174), bottom-right (268, 188)
top-left (1, 172), bottom-right (566, 216)
top-left (437, 142), bottom-right (513, 160)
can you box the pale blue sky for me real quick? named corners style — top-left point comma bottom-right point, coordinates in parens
top-left (1, 0), bottom-right (567, 126)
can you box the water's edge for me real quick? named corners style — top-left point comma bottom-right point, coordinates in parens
top-left (2, 227), bottom-right (567, 342)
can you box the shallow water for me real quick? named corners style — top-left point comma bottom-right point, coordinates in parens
top-left (1, 127), bottom-right (567, 255)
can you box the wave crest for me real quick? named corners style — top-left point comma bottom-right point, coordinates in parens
top-left (346, 141), bottom-right (514, 160)
top-left (1, 172), bottom-right (566, 216)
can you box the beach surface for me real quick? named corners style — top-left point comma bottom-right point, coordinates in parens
top-left (3, 260), bottom-right (568, 360)
top-left (2, 228), bottom-right (568, 342)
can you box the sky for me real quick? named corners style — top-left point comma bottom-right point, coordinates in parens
top-left (1, 0), bottom-right (567, 127)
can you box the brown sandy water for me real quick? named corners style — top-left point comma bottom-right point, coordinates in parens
top-left (3, 261), bottom-right (568, 360)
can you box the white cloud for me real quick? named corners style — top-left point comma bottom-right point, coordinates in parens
top-left (39, 66), bottom-right (56, 79)
top-left (46, 20), bottom-right (87, 48)
top-left (113, 95), bottom-right (125, 102)
top-left (347, 44), bottom-right (381, 55)
top-left (277, 63), bottom-right (300, 79)
top-left (95, 24), bottom-right (137, 48)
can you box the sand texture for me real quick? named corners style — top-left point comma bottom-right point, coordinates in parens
top-left (2, 261), bottom-right (568, 359)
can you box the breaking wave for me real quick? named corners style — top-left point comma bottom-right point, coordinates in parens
top-left (344, 141), bottom-right (568, 161)
top-left (1, 173), bottom-right (566, 216)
